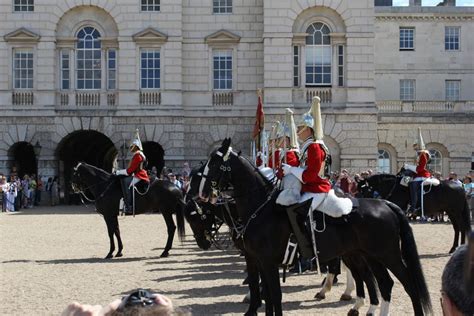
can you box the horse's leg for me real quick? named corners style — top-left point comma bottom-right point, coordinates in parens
top-left (315, 258), bottom-right (340, 299)
top-left (366, 259), bottom-right (394, 316)
top-left (344, 259), bottom-right (366, 316)
top-left (244, 256), bottom-right (262, 316)
top-left (160, 210), bottom-right (176, 258)
top-left (261, 263), bottom-right (282, 316)
top-left (448, 214), bottom-right (459, 253)
top-left (340, 262), bottom-right (355, 301)
top-left (113, 215), bottom-right (123, 257)
top-left (103, 215), bottom-right (115, 259)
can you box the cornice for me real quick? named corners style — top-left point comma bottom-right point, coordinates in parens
top-left (375, 14), bottom-right (474, 21)
top-left (4, 27), bottom-right (40, 43)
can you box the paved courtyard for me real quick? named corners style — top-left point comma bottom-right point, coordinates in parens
top-left (0, 205), bottom-right (462, 315)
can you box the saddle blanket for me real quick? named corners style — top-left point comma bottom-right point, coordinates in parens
top-left (300, 189), bottom-right (352, 217)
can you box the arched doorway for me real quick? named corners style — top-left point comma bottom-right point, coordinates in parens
top-left (56, 130), bottom-right (116, 204)
top-left (142, 141), bottom-right (165, 175)
top-left (8, 142), bottom-right (37, 178)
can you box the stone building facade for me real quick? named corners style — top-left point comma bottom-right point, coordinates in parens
top-left (0, 0), bottom-right (472, 201)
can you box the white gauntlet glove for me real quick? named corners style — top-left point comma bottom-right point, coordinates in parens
top-left (115, 169), bottom-right (128, 176)
top-left (281, 164), bottom-right (292, 176)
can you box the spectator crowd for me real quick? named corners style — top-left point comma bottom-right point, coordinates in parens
top-left (0, 173), bottom-right (59, 212)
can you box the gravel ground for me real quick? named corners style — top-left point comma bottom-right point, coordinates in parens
top-left (0, 205), bottom-right (465, 315)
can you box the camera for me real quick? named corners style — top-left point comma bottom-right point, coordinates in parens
top-left (118, 289), bottom-right (157, 310)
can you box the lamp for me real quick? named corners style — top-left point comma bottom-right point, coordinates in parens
top-left (33, 141), bottom-right (42, 157)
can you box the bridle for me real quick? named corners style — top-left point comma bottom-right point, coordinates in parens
top-left (72, 168), bottom-right (117, 204)
top-left (198, 147), bottom-right (233, 199)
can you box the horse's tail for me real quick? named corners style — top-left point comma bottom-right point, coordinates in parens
top-left (461, 198), bottom-right (472, 237)
top-left (176, 198), bottom-right (186, 241)
top-left (386, 201), bottom-right (432, 315)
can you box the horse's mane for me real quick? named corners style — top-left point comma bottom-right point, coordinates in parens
top-left (235, 153), bottom-right (274, 190)
top-left (369, 173), bottom-right (396, 182)
top-left (78, 162), bottom-right (111, 180)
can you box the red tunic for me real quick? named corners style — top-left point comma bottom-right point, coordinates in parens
top-left (269, 150), bottom-right (300, 169)
top-left (127, 151), bottom-right (150, 182)
top-left (416, 151), bottom-right (431, 178)
top-left (301, 143), bottom-right (331, 193)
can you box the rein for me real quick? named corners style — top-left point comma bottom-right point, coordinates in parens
top-left (75, 176), bottom-right (117, 204)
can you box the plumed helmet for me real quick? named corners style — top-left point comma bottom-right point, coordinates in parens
top-left (269, 121), bottom-right (280, 140)
top-left (129, 129), bottom-right (143, 151)
top-left (413, 127), bottom-right (426, 150)
top-left (285, 108), bottom-right (299, 149)
top-left (297, 96), bottom-right (323, 140)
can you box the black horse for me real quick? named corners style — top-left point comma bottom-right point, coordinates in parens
top-left (184, 190), bottom-right (393, 316)
top-left (71, 162), bottom-right (185, 259)
top-left (191, 138), bottom-right (431, 316)
top-left (360, 170), bottom-right (471, 253)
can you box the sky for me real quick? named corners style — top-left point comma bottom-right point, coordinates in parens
top-left (392, 0), bottom-right (474, 5)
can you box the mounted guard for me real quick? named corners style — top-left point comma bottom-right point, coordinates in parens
top-left (407, 128), bottom-right (431, 215)
top-left (114, 129), bottom-right (150, 214)
top-left (281, 97), bottom-right (353, 259)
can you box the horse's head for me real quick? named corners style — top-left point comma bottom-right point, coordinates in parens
top-left (184, 200), bottom-right (215, 250)
top-left (71, 162), bottom-right (111, 195)
top-left (397, 165), bottom-right (416, 177)
top-left (198, 138), bottom-right (234, 201)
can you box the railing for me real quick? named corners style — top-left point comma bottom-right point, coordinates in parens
top-left (57, 92), bottom-right (117, 107)
top-left (140, 91), bottom-right (161, 106)
top-left (12, 91), bottom-right (34, 105)
top-left (76, 92), bottom-right (100, 106)
top-left (377, 101), bottom-right (474, 113)
top-left (306, 88), bottom-right (332, 104)
top-left (213, 91), bottom-right (233, 106)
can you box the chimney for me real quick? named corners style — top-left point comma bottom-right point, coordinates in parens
top-left (375, 0), bottom-right (393, 6)
top-left (409, 0), bottom-right (422, 5)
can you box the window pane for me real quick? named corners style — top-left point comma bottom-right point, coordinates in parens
top-left (13, 49), bottom-right (34, 90)
top-left (76, 27), bottom-right (101, 90)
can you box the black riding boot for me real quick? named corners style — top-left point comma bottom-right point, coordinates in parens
top-left (120, 178), bottom-right (133, 214)
top-left (286, 202), bottom-right (313, 260)
top-left (408, 181), bottom-right (420, 214)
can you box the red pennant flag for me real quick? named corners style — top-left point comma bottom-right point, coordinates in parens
top-left (253, 94), bottom-right (264, 140)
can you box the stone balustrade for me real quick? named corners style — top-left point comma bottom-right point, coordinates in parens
top-left (377, 101), bottom-right (474, 113)
top-left (213, 91), bottom-right (233, 106)
top-left (12, 91), bottom-right (34, 105)
top-left (57, 91), bottom-right (117, 107)
top-left (139, 91), bottom-right (161, 106)
top-left (306, 88), bottom-right (332, 104)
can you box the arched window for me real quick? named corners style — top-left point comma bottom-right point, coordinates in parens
top-left (76, 27), bottom-right (101, 90)
top-left (305, 23), bottom-right (331, 86)
top-left (377, 149), bottom-right (390, 174)
top-left (428, 149), bottom-right (442, 174)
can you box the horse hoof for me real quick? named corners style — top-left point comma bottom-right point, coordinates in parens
top-left (105, 253), bottom-right (113, 259)
top-left (347, 309), bottom-right (359, 316)
top-left (244, 312), bottom-right (257, 316)
top-left (315, 292), bottom-right (326, 300)
top-left (160, 251), bottom-right (169, 258)
top-left (115, 252), bottom-right (123, 258)
top-left (340, 294), bottom-right (352, 301)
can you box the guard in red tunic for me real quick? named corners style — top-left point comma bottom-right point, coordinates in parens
top-left (115, 129), bottom-right (150, 213)
top-left (408, 128), bottom-right (431, 213)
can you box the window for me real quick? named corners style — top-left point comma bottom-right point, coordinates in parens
top-left (377, 149), bottom-right (391, 174)
top-left (337, 45), bottom-right (344, 87)
top-left (293, 46), bottom-right (299, 87)
top-left (445, 27), bottom-right (460, 51)
top-left (13, 49), bottom-right (33, 89)
top-left (213, 50), bottom-right (232, 90)
top-left (400, 79), bottom-right (415, 101)
top-left (213, 0), bottom-right (232, 14)
top-left (107, 49), bottom-right (117, 90)
top-left (399, 27), bottom-right (414, 51)
top-left (140, 49), bottom-right (160, 89)
top-left (427, 149), bottom-right (442, 174)
top-left (445, 80), bottom-right (460, 101)
top-left (305, 23), bottom-right (331, 86)
top-left (76, 27), bottom-right (101, 90)
top-left (60, 50), bottom-right (70, 90)
top-left (14, 0), bottom-right (34, 12)
top-left (141, 0), bottom-right (160, 12)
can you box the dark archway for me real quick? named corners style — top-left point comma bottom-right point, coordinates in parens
top-left (8, 142), bottom-right (37, 179)
top-left (142, 141), bottom-right (165, 175)
top-left (56, 130), bottom-right (116, 204)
